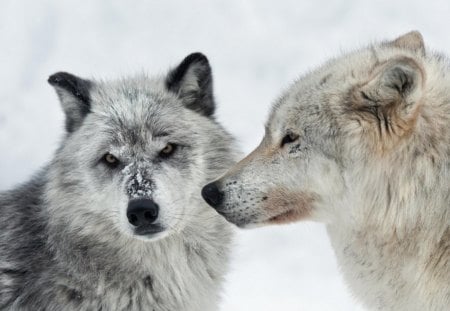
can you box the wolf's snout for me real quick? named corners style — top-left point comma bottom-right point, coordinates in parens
top-left (201, 182), bottom-right (224, 208)
top-left (127, 199), bottom-right (159, 227)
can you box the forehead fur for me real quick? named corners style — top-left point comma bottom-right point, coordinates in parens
top-left (83, 74), bottom-right (205, 147)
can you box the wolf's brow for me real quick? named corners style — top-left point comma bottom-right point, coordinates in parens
top-left (152, 131), bottom-right (170, 138)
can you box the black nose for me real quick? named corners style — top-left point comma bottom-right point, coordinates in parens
top-left (201, 182), bottom-right (224, 208)
top-left (127, 199), bottom-right (159, 227)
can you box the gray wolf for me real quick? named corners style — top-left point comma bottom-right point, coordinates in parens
top-left (202, 32), bottom-right (450, 310)
top-left (0, 53), bottom-right (237, 310)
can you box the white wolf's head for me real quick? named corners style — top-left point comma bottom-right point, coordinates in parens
top-left (203, 32), bottom-right (447, 230)
top-left (46, 53), bottom-right (236, 242)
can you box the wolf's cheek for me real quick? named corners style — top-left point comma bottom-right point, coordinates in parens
top-left (262, 189), bottom-right (316, 225)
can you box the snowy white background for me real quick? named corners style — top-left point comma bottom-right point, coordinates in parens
top-left (1, 1), bottom-right (449, 310)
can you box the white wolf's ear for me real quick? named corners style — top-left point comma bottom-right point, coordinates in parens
top-left (166, 53), bottom-right (215, 117)
top-left (388, 31), bottom-right (425, 55)
top-left (48, 72), bottom-right (93, 133)
top-left (357, 57), bottom-right (424, 123)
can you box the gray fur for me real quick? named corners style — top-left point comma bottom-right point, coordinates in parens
top-left (0, 53), bottom-right (238, 310)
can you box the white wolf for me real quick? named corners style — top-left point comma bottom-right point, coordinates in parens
top-left (0, 53), bottom-right (237, 310)
top-left (202, 32), bottom-right (450, 310)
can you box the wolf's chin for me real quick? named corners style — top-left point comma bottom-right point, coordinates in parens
top-left (223, 209), bottom-right (304, 228)
top-left (238, 222), bottom-right (266, 229)
top-left (220, 216), bottom-right (266, 229)
top-left (266, 209), bottom-right (298, 224)
top-left (119, 224), bottom-right (169, 242)
top-left (130, 229), bottom-right (171, 242)
top-left (134, 223), bottom-right (165, 236)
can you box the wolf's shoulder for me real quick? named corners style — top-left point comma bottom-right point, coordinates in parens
top-left (0, 171), bottom-right (47, 219)
top-left (0, 171), bottom-right (50, 306)
top-left (0, 170), bottom-right (49, 247)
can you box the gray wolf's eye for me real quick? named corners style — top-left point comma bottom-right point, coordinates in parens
top-left (159, 143), bottom-right (177, 158)
top-left (281, 132), bottom-right (299, 147)
top-left (102, 153), bottom-right (120, 168)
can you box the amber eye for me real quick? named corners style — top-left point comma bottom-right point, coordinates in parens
top-left (280, 132), bottom-right (299, 147)
top-left (160, 143), bottom-right (177, 158)
top-left (102, 153), bottom-right (120, 168)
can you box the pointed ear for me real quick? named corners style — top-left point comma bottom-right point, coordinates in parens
top-left (388, 31), bottom-right (425, 55)
top-left (356, 57), bottom-right (424, 127)
top-left (165, 53), bottom-right (215, 117)
top-left (361, 57), bottom-right (424, 107)
top-left (48, 72), bottom-right (93, 133)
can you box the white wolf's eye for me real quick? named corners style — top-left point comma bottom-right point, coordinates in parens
top-left (102, 153), bottom-right (120, 168)
top-left (280, 132), bottom-right (299, 147)
top-left (160, 143), bottom-right (177, 158)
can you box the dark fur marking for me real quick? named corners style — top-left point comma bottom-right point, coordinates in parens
top-left (1, 269), bottom-right (28, 276)
top-left (48, 72), bottom-right (92, 106)
top-left (48, 72), bottom-right (93, 133)
top-left (361, 91), bottom-right (372, 102)
top-left (165, 52), bottom-right (215, 117)
top-left (289, 143), bottom-right (309, 154)
top-left (373, 107), bottom-right (383, 138)
top-left (166, 53), bottom-right (208, 88)
top-left (143, 275), bottom-right (154, 292)
top-left (386, 66), bottom-right (415, 95)
top-left (68, 289), bottom-right (83, 302)
top-left (59, 285), bottom-right (83, 304)
top-left (127, 286), bottom-right (134, 309)
top-left (320, 74), bottom-right (332, 86)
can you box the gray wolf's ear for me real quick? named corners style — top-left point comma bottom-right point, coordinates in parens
top-left (165, 52), bottom-right (215, 117)
top-left (357, 57), bottom-right (424, 123)
top-left (388, 31), bottom-right (425, 55)
top-left (48, 72), bottom-right (93, 133)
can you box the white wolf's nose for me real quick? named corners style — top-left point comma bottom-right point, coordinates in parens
top-left (202, 182), bottom-right (224, 208)
top-left (127, 199), bottom-right (159, 226)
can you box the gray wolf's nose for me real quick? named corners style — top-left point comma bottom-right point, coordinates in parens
top-left (127, 199), bottom-right (159, 226)
top-left (201, 182), bottom-right (224, 208)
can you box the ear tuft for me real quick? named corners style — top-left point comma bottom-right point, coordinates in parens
top-left (376, 58), bottom-right (423, 102)
top-left (383, 63), bottom-right (416, 95)
top-left (48, 72), bottom-right (91, 104)
top-left (48, 72), bottom-right (93, 133)
top-left (166, 52), bottom-right (215, 117)
top-left (359, 57), bottom-right (424, 111)
top-left (389, 31), bottom-right (425, 55)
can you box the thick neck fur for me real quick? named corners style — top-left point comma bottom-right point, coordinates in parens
top-left (44, 199), bottom-right (230, 279)
top-left (327, 57), bottom-right (450, 310)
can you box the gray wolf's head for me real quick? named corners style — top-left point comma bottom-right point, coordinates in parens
top-left (203, 31), bottom-right (436, 228)
top-left (46, 53), bottom-right (235, 241)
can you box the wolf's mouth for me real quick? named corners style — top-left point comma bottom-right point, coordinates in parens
top-left (267, 209), bottom-right (298, 224)
top-left (134, 224), bottom-right (165, 236)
